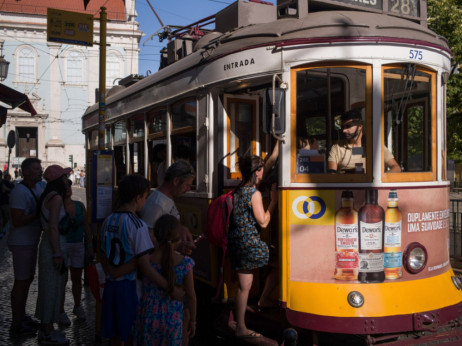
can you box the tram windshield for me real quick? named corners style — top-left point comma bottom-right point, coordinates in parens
top-left (383, 65), bottom-right (434, 175)
top-left (294, 65), bottom-right (371, 180)
top-left (293, 63), bottom-right (436, 182)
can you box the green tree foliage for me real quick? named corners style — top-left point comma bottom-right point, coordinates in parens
top-left (428, 0), bottom-right (462, 161)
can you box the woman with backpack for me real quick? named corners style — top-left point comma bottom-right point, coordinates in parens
top-left (227, 155), bottom-right (278, 339)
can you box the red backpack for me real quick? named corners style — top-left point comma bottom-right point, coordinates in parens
top-left (205, 189), bottom-right (235, 297)
top-left (205, 189), bottom-right (234, 249)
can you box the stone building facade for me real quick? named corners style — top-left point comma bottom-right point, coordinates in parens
top-left (0, 0), bottom-right (141, 173)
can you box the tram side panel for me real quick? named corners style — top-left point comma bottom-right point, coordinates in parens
top-left (281, 186), bottom-right (462, 334)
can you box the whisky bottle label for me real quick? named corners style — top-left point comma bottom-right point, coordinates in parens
top-left (335, 251), bottom-right (359, 269)
top-left (385, 221), bottom-right (401, 247)
top-left (359, 252), bottom-right (384, 272)
top-left (384, 252), bottom-right (402, 268)
top-left (360, 221), bottom-right (383, 250)
top-left (336, 223), bottom-right (358, 250)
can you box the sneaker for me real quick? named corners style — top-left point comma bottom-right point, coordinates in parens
top-left (72, 306), bottom-right (86, 320)
top-left (38, 330), bottom-right (69, 345)
top-left (23, 315), bottom-right (40, 328)
top-left (9, 321), bottom-right (37, 335)
top-left (58, 312), bottom-right (71, 326)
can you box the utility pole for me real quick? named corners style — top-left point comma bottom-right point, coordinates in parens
top-left (98, 7), bottom-right (107, 150)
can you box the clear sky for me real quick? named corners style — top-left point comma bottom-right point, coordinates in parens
top-left (135, 0), bottom-right (276, 76)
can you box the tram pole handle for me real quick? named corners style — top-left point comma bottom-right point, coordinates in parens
top-left (272, 74), bottom-right (286, 143)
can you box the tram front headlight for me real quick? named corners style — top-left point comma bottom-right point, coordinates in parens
top-left (403, 242), bottom-right (427, 274)
top-left (347, 291), bottom-right (364, 308)
top-left (451, 276), bottom-right (462, 290)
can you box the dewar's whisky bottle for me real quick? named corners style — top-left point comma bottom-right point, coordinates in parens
top-left (358, 189), bottom-right (385, 283)
top-left (334, 191), bottom-right (359, 280)
top-left (384, 190), bottom-right (402, 279)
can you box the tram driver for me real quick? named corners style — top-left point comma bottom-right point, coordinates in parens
top-left (327, 110), bottom-right (401, 174)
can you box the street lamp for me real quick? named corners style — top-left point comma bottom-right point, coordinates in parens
top-left (0, 56), bottom-right (9, 81)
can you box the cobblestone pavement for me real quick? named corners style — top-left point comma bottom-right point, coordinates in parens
top-left (0, 186), bottom-right (100, 346)
top-left (0, 228), bottom-right (99, 346)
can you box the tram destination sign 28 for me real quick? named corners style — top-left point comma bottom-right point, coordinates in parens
top-left (310, 0), bottom-right (425, 23)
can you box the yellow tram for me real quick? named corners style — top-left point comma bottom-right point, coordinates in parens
top-left (82, 0), bottom-right (461, 343)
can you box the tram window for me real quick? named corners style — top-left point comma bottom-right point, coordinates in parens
top-left (128, 114), bottom-right (145, 176)
top-left (172, 99), bottom-right (196, 129)
top-left (129, 142), bottom-right (144, 175)
top-left (89, 130), bottom-right (98, 150)
top-left (114, 145), bottom-right (127, 185)
top-left (171, 99), bottom-right (197, 186)
top-left (172, 135), bottom-right (196, 183)
top-left (149, 140), bottom-right (166, 188)
top-left (147, 109), bottom-right (167, 187)
top-left (227, 99), bottom-right (257, 178)
top-left (294, 66), bottom-right (370, 180)
top-left (383, 65), bottom-right (436, 180)
top-left (148, 108), bottom-right (167, 135)
top-left (113, 120), bottom-right (127, 145)
top-left (130, 114), bottom-right (144, 139)
top-left (105, 126), bottom-right (111, 148)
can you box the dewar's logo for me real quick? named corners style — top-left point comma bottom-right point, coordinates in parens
top-left (292, 195), bottom-right (327, 220)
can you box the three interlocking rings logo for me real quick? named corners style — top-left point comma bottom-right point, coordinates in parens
top-left (292, 196), bottom-right (327, 220)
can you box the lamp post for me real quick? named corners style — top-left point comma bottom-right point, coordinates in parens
top-left (0, 56), bottom-right (9, 82)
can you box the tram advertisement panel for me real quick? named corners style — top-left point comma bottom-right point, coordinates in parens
top-left (288, 187), bottom-right (450, 284)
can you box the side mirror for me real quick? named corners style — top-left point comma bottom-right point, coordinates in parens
top-left (263, 88), bottom-right (285, 135)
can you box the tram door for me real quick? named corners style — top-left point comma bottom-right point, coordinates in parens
top-left (223, 94), bottom-right (267, 297)
top-left (224, 95), bottom-right (260, 179)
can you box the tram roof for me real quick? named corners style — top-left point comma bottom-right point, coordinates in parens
top-left (83, 10), bottom-right (450, 121)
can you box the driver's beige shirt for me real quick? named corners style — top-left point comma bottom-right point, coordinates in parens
top-left (328, 141), bottom-right (394, 172)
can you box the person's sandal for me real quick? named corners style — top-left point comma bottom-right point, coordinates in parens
top-left (38, 330), bottom-right (69, 345)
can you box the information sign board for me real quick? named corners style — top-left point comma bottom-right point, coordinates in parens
top-left (91, 150), bottom-right (114, 223)
top-left (47, 8), bottom-right (94, 47)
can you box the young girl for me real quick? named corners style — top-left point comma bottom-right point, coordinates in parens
top-left (134, 214), bottom-right (196, 346)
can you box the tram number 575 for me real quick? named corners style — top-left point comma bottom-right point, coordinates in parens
top-left (409, 49), bottom-right (423, 61)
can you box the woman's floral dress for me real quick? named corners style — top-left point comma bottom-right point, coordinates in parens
top-left (228, 186), bottom-right (269, 271)
top-left (134, 256), bottom-right (195, 346)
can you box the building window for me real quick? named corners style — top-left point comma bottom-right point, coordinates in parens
top-left (16, 127), bottom-right (38, 158)
top-left (106, 53), bottom-right (122, 87)
top-left (17, 47), bottom-right (36, 83)
top-left (67, 50), bottom-right (84, 84)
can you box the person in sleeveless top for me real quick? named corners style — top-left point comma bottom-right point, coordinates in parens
top-left (57, 179), bottom-right (93, 325)
top-left (35, 165), bottom-right (72, 345)
top-left (227, 155), bottom-right (278, 339)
